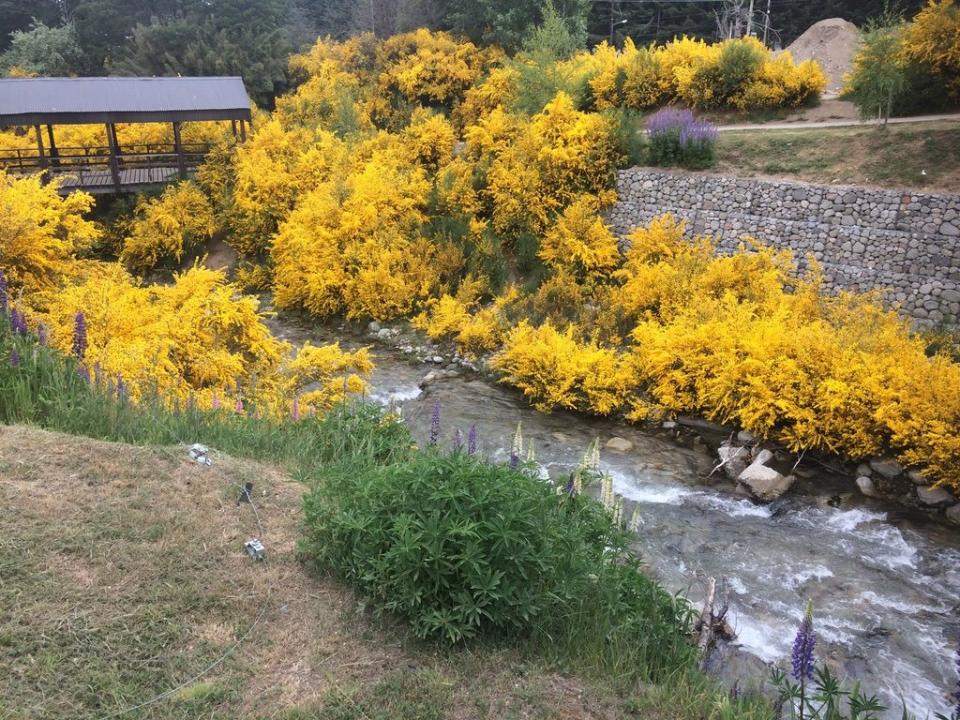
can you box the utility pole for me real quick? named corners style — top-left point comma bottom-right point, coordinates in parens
top-left (609, 0), bottom-right (615, 44)
top-left (746, 0), bottom-right (755, 36)
top-left (763, 0), bottom-right (771, 45)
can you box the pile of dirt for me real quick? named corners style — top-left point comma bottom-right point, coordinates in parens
top-left (786, 18), bottom-right (860, 96)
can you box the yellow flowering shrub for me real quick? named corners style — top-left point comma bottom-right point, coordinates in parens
top-left (402, 110), bottom-right (457, 170)
top-left (40, 263), bottom-right (372, 414)
top-left (538, 195), bottom-right (620, 281)
top-left (120, 182), bottom-right (216, 273)
top-left (578, 35), bottom-right (824, 112)
top-left (454, 65), bottom-right (521, 128)
top-left (270, 139), bottom-right (435, 320)
top-left (479, 94), bottom-right (621, 237)
top-left (492, 321), bottom-right (636, 414)
top-left (0, 171), bottom-right (100, 296)
top-left (377, 29), bottom-right (499, 109)
top-left (900, 0), bottom-right (960, 99)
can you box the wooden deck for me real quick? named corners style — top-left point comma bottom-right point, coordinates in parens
top-left (54, 166), bottom-right (185, 194)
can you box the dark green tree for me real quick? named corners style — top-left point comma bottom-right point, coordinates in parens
top-left (0, 20), bottom-right (84, 75)
top-left (108, 0), bottom-right (300, 107)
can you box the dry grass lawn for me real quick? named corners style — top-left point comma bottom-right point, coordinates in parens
top-left (714, 121), bottom-right (960, 192)
top-left (0, 426), bottom-right (623, 720)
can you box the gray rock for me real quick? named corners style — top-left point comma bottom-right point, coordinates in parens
top-left (661, 420), bottom-right (677, 430)
top-left (916, 485), bottom-right (954, 507)
top-left (856, 476), bottom-right (879, 498)
top-left (946, 504), bottom-right (960, 526)
top-left (737, 430), bottom-right (757, 445)
top-left (718, 445), bottom-right (751, 480)
top-left (868, 457), bottom-right (904, 480)
top-left (855, 463), bottom-right (873, 478)
top-left (367, 320), bottom-right (381, 333)
top-left (907, 469), bottom-right (930, 486)
top-left (605, 437), bottom-right (634, 453)
top-left (738, 454), bottom-right (795, 502)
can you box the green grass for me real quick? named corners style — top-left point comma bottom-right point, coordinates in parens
top-left (0, 317), bottom-right (776, 719)
top-left (714, 121), bottom-right (960, 191)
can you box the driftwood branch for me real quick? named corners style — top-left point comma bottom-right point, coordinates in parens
top-left (697, 577), bottom-right (717, 669)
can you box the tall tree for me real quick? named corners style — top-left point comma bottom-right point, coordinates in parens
top-left (0, 20), bottom-right (84, 75)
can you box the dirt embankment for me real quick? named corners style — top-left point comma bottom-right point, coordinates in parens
top-left (785, 18), bottom-right (860, 96)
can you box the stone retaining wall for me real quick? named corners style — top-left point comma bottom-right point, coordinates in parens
top-left (607, 168), bottom-right (960, 327)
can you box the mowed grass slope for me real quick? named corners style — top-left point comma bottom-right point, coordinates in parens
top-left (0, 426), bottom-right (637, 720)
top-left (714, 121), bottom-right (960, 192)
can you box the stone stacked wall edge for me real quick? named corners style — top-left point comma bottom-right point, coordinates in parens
top-left (607, 168), bottom-right (960, 328)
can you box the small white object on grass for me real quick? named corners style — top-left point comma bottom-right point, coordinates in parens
top-left (187, 443), bottom-right (212, 465)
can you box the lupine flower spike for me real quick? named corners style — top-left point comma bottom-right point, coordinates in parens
top-left (0, 269), bottom-right (7, 313)
top-left (628, 505), bottom-right (643, 532)
top-left (78, 365), bottom-right (90, 384)
top-left (212, 393), bottom-right (221, 410)
top-left (9, 347), bottom-right (19, 367)
top-left (72, 312), bottom-right (87, 360)
top-left (235, 397), bottom-right (244, 414)
top-left (10, 309), bottom-right (27, 336)
top-left (116, 374), bottom-right (126, 402)
top-left (292, 395), bottom-right (301, 422)
top-left (37, 322), bottom-right (48, 346)
top-left (526, 439), bottom-right (535, 463)
top-left (467, 424), bottom-right (477, 455)
top-left (453, 428), bottom-right (463, 451)
top-left (429, 401), bottom-right (441, 445)
top-left (510, 423), bottom-right (523, 467)
top-left (792, 600), bottom-right (816, 682)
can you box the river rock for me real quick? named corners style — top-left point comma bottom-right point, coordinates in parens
top-left (869, 457), bottom-right (904, 480)
top-left (916, 485), bottom-right (954, 507)
top-left (907, 469), bottom-right (930, 486)
top-left (738, 453), bottom-right (795, 502)
top-left (717, 444), bottom-right (750, 481)
top-left (605, 437), bottom-right (634, 453)
top-left (856, 476), bottom-right (879, 498)
top-left (661, 420), bottom-right (677, 430)
top-left (367, 320), bottom-right (381, 333)
top-left (737, 430), bottom-right (757, 445)
top-left (946, 504), bottom-right (960, 526)
top-left (856, 463), bottom-right (873, 478)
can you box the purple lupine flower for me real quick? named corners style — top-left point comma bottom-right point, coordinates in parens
top-left (94, 361), bottom-right (103, 387)
top-left (235, 397), bottom-right (244, 414)
top-left (116, 374), bottom-right (126, 402)
top-left (452, 428), bottom-right (463, 451)
top-left (791, 600), bottom-right (816, 681)
top-left (0, 269), bottom-right (7, 314)
top-left (211, 393), bottom-right (221, 410)
top-left (37, 322), bottom-right (48, 347)
top-left (646, 107), bottom-right (716, 149)
top-left (9, 347), bottom-right (19, 367)
top-left (72, 312), bottom-right (87, 360)
top-left (10, 309), bottom-right (27, 336)
top-left (467, 424), bottom-right (477, 455)
top-left (292, 395), bottom-right (301, 422)
top-left (429, 401), bottom-right (441, 446)
top-left (78, 365), bottom-right (90, 384)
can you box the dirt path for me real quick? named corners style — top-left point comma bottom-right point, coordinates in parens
top-left (719, 111), bottom-right (960, 132)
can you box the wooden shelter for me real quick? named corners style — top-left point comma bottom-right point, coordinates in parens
top-left (0, 76), bottom-right (252, 193)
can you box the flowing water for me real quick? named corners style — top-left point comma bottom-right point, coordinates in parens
top-left (273, 318), bottom-right (960, 716)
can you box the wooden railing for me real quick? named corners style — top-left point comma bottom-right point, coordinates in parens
top-left (0, 142), bottom-right (211, 174)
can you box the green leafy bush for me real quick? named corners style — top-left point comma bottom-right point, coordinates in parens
top-left (301, 450), bottom-right (696, 682)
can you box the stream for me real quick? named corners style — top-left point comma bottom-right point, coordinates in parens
top-left (272, 317), bottom-right (960, 716)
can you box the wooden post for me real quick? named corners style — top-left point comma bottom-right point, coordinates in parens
top-left (46, 125), bottom-right (60, 168)
top-left (239, 119), bottom-right (247, 142)
top-left (172, 121), bottom-right (187, 179)
top-left (105, 123), bottom-right (122, 192)
top-left (33, 124), bottom-right (48, 170)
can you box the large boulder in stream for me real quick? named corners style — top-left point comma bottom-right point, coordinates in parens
top-left (737, 450), bottom-right (796, 502)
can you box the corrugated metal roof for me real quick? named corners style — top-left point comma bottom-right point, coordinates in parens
top-left (0, 76), bottom-right (252, 125)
